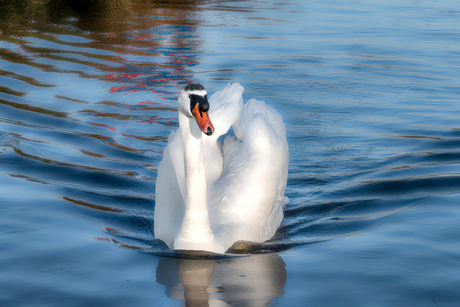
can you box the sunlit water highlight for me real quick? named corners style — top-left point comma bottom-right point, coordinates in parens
top-left (1, 0), bottom-right (460, 305)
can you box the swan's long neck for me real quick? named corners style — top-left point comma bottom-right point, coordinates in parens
top-left (174, 111), bottom-right (223, 252)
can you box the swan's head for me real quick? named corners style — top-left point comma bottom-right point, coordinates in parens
top-left (178, 83), bottom-right (215, 136)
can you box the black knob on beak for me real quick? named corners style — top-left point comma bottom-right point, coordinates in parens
top-left (200, 98), bottom-right (210, 112)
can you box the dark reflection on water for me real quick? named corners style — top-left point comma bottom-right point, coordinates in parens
top-left (2, 0), bottom-right (460, 305)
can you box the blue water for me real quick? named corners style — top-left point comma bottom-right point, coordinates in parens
top-left (1, 0), bottom-right (460, 305)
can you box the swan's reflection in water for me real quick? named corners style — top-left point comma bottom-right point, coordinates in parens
top-left (156, 253), bottom-right (286, 306)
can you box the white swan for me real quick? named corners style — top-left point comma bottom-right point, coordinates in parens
top-left (154, 83), bottom-right (289, 253)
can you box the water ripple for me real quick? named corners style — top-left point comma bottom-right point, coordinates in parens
top-left (1, 0), bottom-right (460, 262)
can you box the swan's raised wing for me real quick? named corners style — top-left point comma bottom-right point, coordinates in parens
top-left (208, 83), bottom-right (244, 138)
top-left (210, 98), bottom-right (289, 250)
top-left (202, 83), bottom-right (245, 184)
top-left (233, 98), bottom-right (287, 142)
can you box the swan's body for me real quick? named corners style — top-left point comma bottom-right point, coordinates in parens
top-left (154, 83), bottom-right (289, 253)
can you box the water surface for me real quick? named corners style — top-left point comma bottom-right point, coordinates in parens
top-left (1, 0), bottom-right (460, 306)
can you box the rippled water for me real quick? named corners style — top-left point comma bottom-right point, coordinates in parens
top-left (2, 0), bottom-right (460, 305)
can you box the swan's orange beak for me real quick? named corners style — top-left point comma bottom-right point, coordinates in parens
top-left (192, 103), bottom-right (214, 136)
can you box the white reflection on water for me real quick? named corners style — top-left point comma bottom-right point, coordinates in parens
top-left (156, 253), bottom-right (286, 306)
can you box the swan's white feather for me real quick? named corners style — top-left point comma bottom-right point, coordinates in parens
top-left (154, 129), bottom-right (185, 246)
top-left (154, 83), bottom-right (288, 252)
top-left (208, 98), bottom-right (289, 249)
